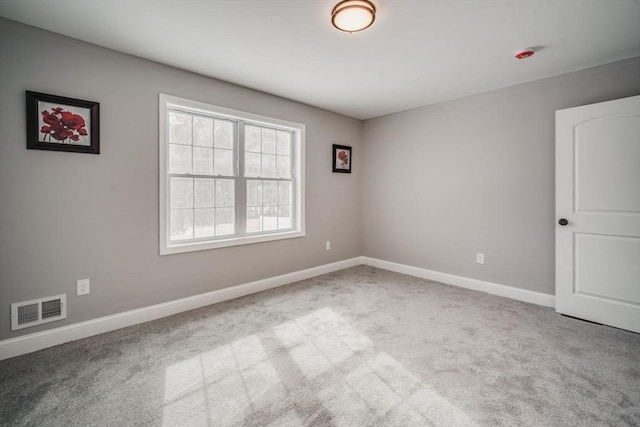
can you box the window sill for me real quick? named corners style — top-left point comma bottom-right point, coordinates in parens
top-left (160, 230), bottom-right (306, 255)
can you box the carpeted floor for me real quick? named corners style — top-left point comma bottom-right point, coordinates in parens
top-left (1, 265), bottom-right (639, 426)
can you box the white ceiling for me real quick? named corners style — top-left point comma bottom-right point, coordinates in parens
top-left (1, 0), bottom-right (639, 120)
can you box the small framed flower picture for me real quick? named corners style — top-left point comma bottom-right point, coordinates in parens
top-left (332, 144), bottom-right (352, 173)
top-left (26, 91), bottom-right (100, 154)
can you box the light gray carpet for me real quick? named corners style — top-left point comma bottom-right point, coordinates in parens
top-left (1, 266), bottom-right (639, 426)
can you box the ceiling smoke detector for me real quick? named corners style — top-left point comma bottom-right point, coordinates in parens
top-left (515, 48), bottom-right (535, 60)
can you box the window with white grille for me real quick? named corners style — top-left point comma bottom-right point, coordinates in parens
top-left (160, 94), bottom-right (305, 254)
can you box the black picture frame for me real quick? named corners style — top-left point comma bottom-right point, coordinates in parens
top-left (332, 144), bottom-right (352, 173)
top-left (26, 91), bottom-right (100, 154)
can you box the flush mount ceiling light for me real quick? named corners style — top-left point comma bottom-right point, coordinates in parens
top-left (331, 0), bottom-right (376, 33)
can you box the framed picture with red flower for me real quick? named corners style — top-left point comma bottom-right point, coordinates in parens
top-left (332, 144), bottom-right (352, 173)
top-left (26, 91), bottom-right (100, 154)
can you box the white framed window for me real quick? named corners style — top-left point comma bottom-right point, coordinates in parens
top-left (159, 94), bottom-right (305, 255)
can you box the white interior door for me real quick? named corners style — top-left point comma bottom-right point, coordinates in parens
top-left (556, 95), bottom-right (640, 333)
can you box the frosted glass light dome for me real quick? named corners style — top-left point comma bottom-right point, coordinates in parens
top-left (331, 0), bottom-right (376, 33)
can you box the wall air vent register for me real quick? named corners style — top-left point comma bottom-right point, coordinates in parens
top-left (11, 294), bottom-right (67, 331)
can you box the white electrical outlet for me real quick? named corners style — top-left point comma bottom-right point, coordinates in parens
top-left (77, 278), bottom-right (90, 296)
top-left (476, 253), bottom-right (485, 264)
top-left (326, 241), bottom-right (331, 251)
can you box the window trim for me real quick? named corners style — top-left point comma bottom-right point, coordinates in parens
top-left (159, 94), bottom-right (305, 255)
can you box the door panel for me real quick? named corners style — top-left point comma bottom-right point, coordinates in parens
top-left (556, 95), bottom-right (640, 333)
top-left (575, 116), bottom-right (640, 212)
top-left (575, 233), bottom-right (640, 304)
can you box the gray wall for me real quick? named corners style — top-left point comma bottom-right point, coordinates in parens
top-left (362, 57), bottom-right (640, 295)
top-left (2, 17), bottom-right (639, 342)
top-left (0, 19), bottom-right (362, 340)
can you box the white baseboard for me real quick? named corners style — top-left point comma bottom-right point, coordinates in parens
top-left (0, 256), bottom-right (554, 361)
top-left (361, 257), bottom-right (555, 308)
top-left (0, 257), bottom-right (361, 361)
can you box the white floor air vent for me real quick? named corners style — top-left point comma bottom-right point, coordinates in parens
top-left (11, 294), bottom-right (67, 331)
